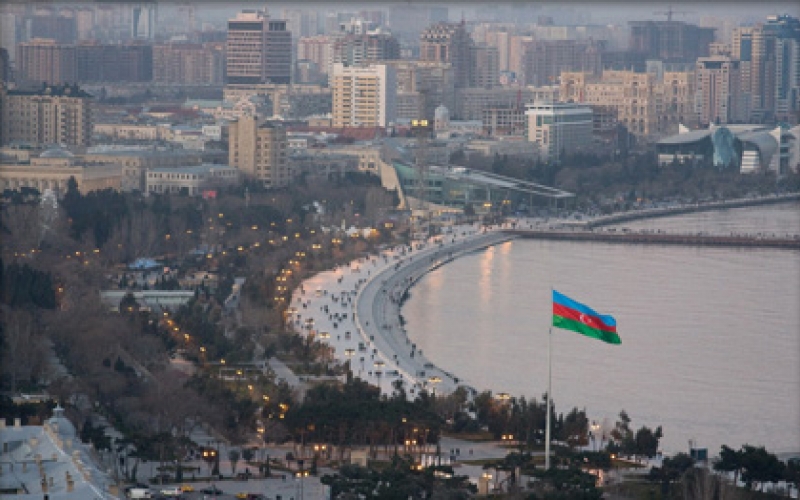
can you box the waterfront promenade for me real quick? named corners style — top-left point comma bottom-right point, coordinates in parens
top-left (290, 225), bottom-right (514, 396)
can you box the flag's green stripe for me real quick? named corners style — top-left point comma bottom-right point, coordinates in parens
top-left (553, 315), bottom-right (621, 345)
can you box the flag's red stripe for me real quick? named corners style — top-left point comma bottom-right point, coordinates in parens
top-left (553, 303), bottom-right (616, 333)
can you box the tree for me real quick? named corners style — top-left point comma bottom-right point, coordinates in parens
top-left (228, 449), bottom-right (240, 476)
top-left (634, 425), bottom-right (662, 457)
top-left (739, 445), bottom-right (785, 491)
top-left (713, 444), bottom-right (742, 484)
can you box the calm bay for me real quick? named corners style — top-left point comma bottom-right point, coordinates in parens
top-left (402, 203), bottom-right (800, 455)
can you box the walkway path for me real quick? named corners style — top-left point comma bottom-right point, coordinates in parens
top-left (290, 224), bottom-right (514, 396)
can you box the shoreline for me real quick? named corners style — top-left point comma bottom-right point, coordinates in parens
top-left (289, 225), bottom-right (515, 396)
top-left (290, 194), bottom-right (800, 398)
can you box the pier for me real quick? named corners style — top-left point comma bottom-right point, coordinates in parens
top-left (583, 193), bottom-right (800, 229)
top-left (504, 229), bottom-right (800, 250)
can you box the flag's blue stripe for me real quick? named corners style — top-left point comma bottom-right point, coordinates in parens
top-left (553, 290), bottom-right (617, 328)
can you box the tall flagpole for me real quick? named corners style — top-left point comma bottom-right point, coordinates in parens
top-left (545, 326), bottom-right (552, 470)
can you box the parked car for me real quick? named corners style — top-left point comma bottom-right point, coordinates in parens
top-left (127, 488), bottom-right (152, 499)
top-left (201, 486), bottom-right (223, 495)
top-left (160, 486), bottom-right (182, 497)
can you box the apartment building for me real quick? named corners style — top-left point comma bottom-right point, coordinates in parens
top-left (331, 63), bottom-right (396, 128)
top-left (0, 84), bottom-right (92, 147)
top-left (228, 115), bottom-right (292, 188)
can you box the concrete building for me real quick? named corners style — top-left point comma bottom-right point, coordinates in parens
top-left (454, 86), bottom-right (558, 121)
top-left (419, 22), bottom-right (473, 88)
top-left (331, 31), bottom-right (401, 69)
top-left (560, 69), bottom-right (696, 141)
top-left (152, 41), bottom-right (225, 85)
top-left (15, 38), bottom-right (77, 85)
top-left (695, 56), bottom-right (744, 125)
top-left (0, 84), bottom-right (92, 148)
top-left (297, 35), bottom-right (334, 77)
top-left (331, 63), bottom-right (396, 128)
top-left (16, 39), bottom-right (153, 84)
top-left (470, 44), bottom-right (499, 88)
top-left (733, 15), bottom-right (800, 122)
top-left (519, 39), bottom-right (602, 87)
top-left (629, 20), bottom-right (715, 63)
top-left (384, 60), bottom-right (455, 121)
top-left (0, 146), bottom-right (121, 195)
top-left (145, 164), bottom-right (239, 196)
top-left (83, 146), bottom-right (203, 192)
top-left (226, 10), bottom-right (292, 85)
top-left (228, 115), bottom-right (292, 188)
top-left (525, 101), bottom-right (593, 163)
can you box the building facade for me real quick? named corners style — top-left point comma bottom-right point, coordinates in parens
top-left (153, 42), bottom-right (225, 85)
top-left (695, 56), bottom-right (744, 125)
top-left (228, 115), bottom-right (292, 188)
top-left (419, 22), bottom-right (473, 88)
top-left (227, 10), bottom-right (292, 85)
top-left (628, 20), bottom-right (716, 63)
top-left (331, 63), bottom-right (396, 128)
top-left (0, 84), bottom-right (92, 147)
top-left (525, 101), bottom-right (593, 163)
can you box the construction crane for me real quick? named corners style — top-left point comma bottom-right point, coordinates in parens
top-left (653, 6), bottom-right (693, 22)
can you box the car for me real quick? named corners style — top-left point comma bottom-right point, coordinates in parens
top-left (201, 486), bottom-right (223, 495)
top-left (159, 486), bottom-right (181, 497)
top-left (180, 484), bottom-right (194, 493)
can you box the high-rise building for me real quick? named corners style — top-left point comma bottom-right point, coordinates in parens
top-left (27, 12), bottom-right (77, 44)
top-left (227, 10), bottom-right (292, 85)
top-left (131, 3), bottom-right (157, 39)
top-left (384, 60), bottom-right (454, 121)
top-left (74, 42), bottom-right (153, 83)
top-left (525, 101), bottom-right (593, 163)
top-left (388, 5), bottom-right (448, 42)
top-left (16, 39), bottom-right (77, 85)
top-left (519, 39), bottom-right (601, 87)
top-left (331, 31), bottom-right (400, 68)
top-left (470, 44), bottom-right (499, 88)
top-left (419, 22), bottom-right (473, 88)
top-left (560, 69), bottom-right (696, 140)
top-left (733, 15), bottom-right (800, 122)
top-left (629, 20), bottom-right (715, 63)
top-left (695, 57), bottom-right (743, 125)
top-left (0, 13), bottom-right (18, 64)
top-left (331, 63), bottom-right (396, 128)
top-left (153, 42), bottom-right (225, 85)
top-left (228, 115), bottom-right (292, 188)
top-left (297, 35), bottom-right (334, 77)
top-left (0, 84), bottom-right (93, 147)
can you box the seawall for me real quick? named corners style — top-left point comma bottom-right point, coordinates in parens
top-left (584, 193), bottom-right (800, 229)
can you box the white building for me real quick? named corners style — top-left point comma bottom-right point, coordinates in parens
top-left (331, 63), bottom-right (396, 128)
top-left (524, 102), bottom-right (593, 163)
top-left (145, 165), bottom-right (239, 196)
top-left (0, 406), bottom-right (120, 499)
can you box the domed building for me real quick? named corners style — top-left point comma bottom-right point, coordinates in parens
top-left (0, 405), bottom-right (120, 499)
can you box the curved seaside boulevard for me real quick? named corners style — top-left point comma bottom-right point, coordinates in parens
top-left (290, 224), bottom-right (514, 396)
top-left (289, 194), bottom-right (800, 399)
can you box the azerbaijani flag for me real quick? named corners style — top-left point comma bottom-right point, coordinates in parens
top-left (552, 290), bottom-right (621, 345)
